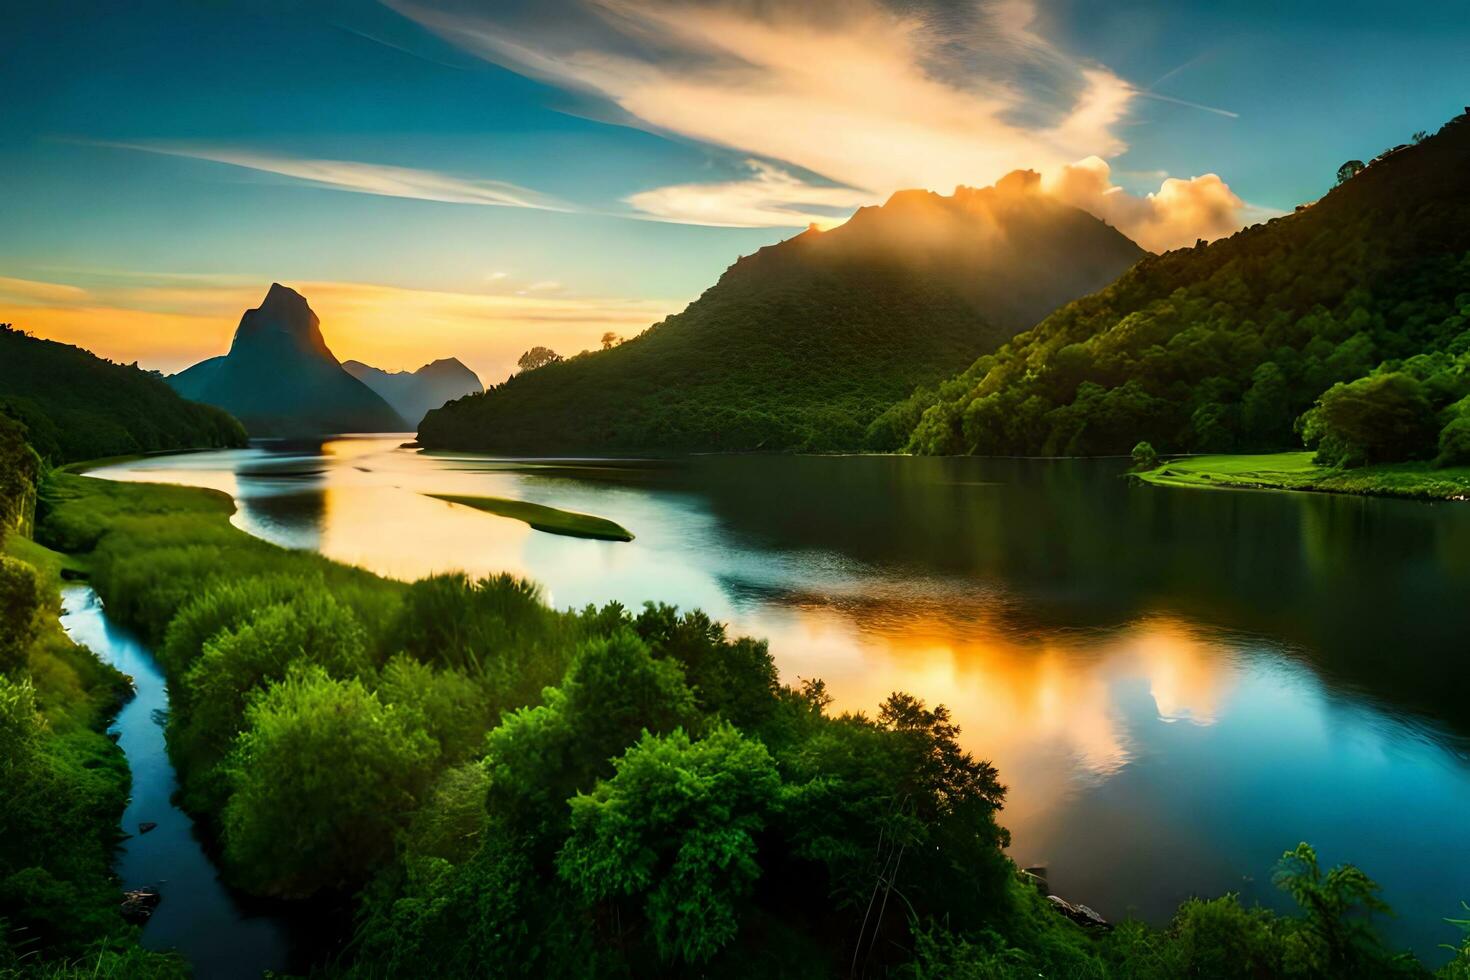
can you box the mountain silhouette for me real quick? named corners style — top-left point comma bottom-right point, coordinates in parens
top-left (418, 171), bottom-right (1146, 453)
top-left (169, 284), bottom-right (406, 436)
top-left (342, 357), bottom-right (483, 427)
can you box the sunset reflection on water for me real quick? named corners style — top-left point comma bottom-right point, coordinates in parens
top-left (90, 437), bottom-right (1470, 958)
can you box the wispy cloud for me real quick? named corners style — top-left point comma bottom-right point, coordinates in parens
top-left (392, 0), bottom-right (1138, 196)
top-left (626, 160), bottom-right (872, 229)
top-left (387, 0), bottom-right (1255, 241)
top-left (99, 142), bottom-right (571, 211)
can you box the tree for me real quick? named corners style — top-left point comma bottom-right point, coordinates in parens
top-left (0, 415), bottom-right (40, 541)
top-left (516, 346), bottom-right (561, 373)
top-left (1272, 842), bottom-right (1398, 976)
top-left (557, 724), bottom-right (781, 964)
top-left (1437, 416), bottom-right (1470, 467)
top-left (222, 666), bottom-right (437, 898)
top-left (1335, 160), bottom-right (1365, 185)
top-left (1130, 440), bottom-right (1159, 471)
top-left (1299, 372), bottom-right (1439, 466)
top-left (178, 590), bottom-right (371, 764)
top-left (600, 331), bottom-right (622, 351)
top-left (0, 556), bottom-right (41, 674)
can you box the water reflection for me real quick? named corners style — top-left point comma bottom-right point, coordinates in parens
top-left (90, 438), bottom-right (1470, 961)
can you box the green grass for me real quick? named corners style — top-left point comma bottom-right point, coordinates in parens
top-left (425, 493), bottom-right (634, 541)
top-left (1137, 452), bottom-right (1470, 501)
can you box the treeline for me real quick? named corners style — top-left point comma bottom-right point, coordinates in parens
top-left (26, 468), bottom-right (1470, 977)
top-left (893, 112), bottom-right (1470, 464)
top-left (0, 325), bottom-right (245, 464)
top-left (421, 262), bottom-right (1008, 454)
top-left (1, 417), bottom-right (186, 977)
top-left (419, 179), bottom-right (1144, 455)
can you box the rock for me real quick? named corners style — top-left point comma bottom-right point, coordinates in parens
top-left (120, 888), bottom-right (161, 924)
top-left (138, 821), bottom-right (158, 834)
top-left (1047, 894), bottom-right (1111, 931)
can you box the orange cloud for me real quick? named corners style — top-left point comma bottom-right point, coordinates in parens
top-left (1043, 156), bottom-right (1272, 252)
top-left (0, 275), bottom-right (679, 383)
top-left (392, 0), bottom-right (1263, 245)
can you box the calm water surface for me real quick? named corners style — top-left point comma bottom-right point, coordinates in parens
top-left (59, 587), bottom-right (298, 978)
top-left (92, 436), bottom-right (1470, 961)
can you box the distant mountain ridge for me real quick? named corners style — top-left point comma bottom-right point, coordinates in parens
top-left (169, 284), bottom-right (406, 436)
top-left (0, 324), bottom-right (245, 463)
top-left (418, 171), bottom-right (1147, 454)
top-left (343, 357), bottom-right (483, 427)
top-left (900, 109), bottom-right (1470, 459)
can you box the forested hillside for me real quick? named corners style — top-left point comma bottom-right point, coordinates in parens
top-left (419, 172), bottom-right (1145, 454)
top-left (0, 325), bottom-right (246, 464)
top-left (898, 111), bottom-right (1470, 463)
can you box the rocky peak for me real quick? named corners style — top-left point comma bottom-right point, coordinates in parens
top-left (229, 283), bottom-right (335, 363)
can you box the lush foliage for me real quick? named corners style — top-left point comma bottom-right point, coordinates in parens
top-left (0, 324), bottom-right (245, 464)
top-left (0, 476), bottom-right (179, 972)
top-left (0, 416), bottom-right (40, 539)
top-left (902, 114), bottom-right (1470, 465)
top-left (420, 181), bottom-right (1144, 454)
top-left (22, 469), bottom-right (1470, 978)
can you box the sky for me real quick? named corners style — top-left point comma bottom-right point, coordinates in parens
top-left (3, 0), bottom-right (1467, 383)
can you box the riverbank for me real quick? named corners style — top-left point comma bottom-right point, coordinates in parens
top-left (1136, 452), bottom-right (1470, 500)
top-left (1, 531), bottom-right (188, 976)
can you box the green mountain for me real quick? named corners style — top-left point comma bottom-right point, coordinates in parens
top-left (0, 324), bottom-right (246, 464)
top-left (169, 284), bottom-right (406, 436)
top-left (342, 357), bottom-right (483, 427)
top-left (900, 110), bottom-right (1470, 462)
top-left (418, 171), bottom-right (1145, 454)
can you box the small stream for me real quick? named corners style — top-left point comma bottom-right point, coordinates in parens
top-left (60, 585), bottom-right (293, 979)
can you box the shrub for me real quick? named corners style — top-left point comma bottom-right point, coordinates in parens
top-left (222, 666), bottom-right (437, 898)
top-left (558, 724), bottom-right (781, 964)
top-left (377, 655), bottom-right (495, 764)
top-left (1300, 372), bottom-right (1439, 466)
top-left (0, 556), bottom-right (41, 674)
top-left (158, 574), bottom-right (312, 676)
top-left (1437, 416), bottom-right (1470, 467)
top-left (177, 589), bottom-right (371, 768)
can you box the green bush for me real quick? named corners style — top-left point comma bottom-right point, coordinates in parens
top-left (0, 556), bottom-right (41, 674)
top-left (1301, 373), bottom-right (1440, 466)
top-left (1437, 416), bottom-right (1470, 467)
top-left (560, 724), bottom-right (781, 965)
top-left (222, 666), bottom-right (438, 898)
top-left (377, 655), bottom-right (495, 764)
top-left (176, 589), bottom-right (372, 771)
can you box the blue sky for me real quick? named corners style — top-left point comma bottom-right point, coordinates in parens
top-left (2, 0), bottom-right (1466, 379)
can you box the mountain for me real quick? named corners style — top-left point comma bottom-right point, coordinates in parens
top-left (901, 110), bottom-right (1470, 461)
top-left (0, 324), bottom-right (246, 464)
top-left (169, 284), bottom-right (406, 436)
top-left (342, 357), bottom-right (483, 427)
top-left (417, 171), bottom-right (1146, 454)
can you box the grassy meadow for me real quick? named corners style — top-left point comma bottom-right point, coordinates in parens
top-left (1138, 452), bottom-right (1470, 500)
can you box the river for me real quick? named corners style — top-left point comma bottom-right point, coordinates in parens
top-left (89, 436), bottom-right (1470, 962)
top-left (59, 586), bottom-right (299, 978)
